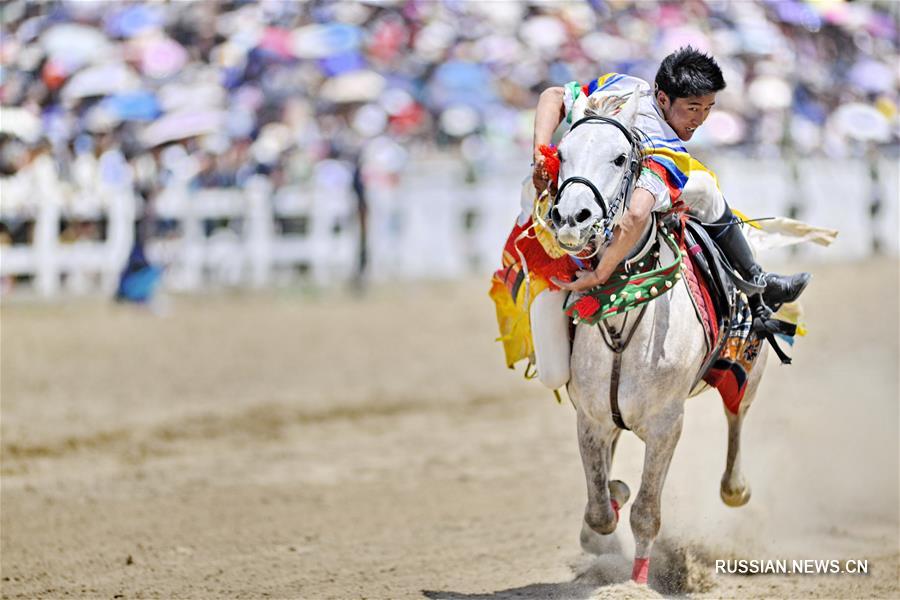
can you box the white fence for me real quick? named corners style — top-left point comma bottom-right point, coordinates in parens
top-left (1, 155), bottom-right (897, 298)
top-left (145, 173), bottom-right (360, 291)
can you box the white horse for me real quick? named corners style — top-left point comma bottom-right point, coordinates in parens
top-left (548, 90), bottom-right (766, 584)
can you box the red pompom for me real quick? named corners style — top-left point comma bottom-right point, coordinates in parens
top-left (539, 144), bottom-right (560, 181)
top-left (574, 295), bottom-right (601, 319)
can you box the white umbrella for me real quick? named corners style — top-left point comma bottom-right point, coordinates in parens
top-left (141, 109), bottom-right (227, 147)
top-left (703, 111), bottom-right (746, 145)
top-left (61, 62), bottom-right (141, 102)
top-left (319, 70), bottom-right (385, 103)
top-left (0, 107), bottom-right (42, 143)
top-left (439, 104), bottom-right (480, 138)
top-left (519, 16), bottom-right (567, 55)
top-left (158, 81), bottom-right (226, 112)
top-left (830, 103), bottom-right (891, 143)
top-left (41, 24), bottom-right (114, 66)
top-left (139, 36), bottom-right (189, 80)
top-left (747, 76), bottom-right (792, 111)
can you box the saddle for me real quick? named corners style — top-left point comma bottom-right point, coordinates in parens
top-left (563, 213), bottom-right (801, 429)
top-left (670, 214), bottom-right (799, 390)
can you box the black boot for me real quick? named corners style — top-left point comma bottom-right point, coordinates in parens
top-left (707, 206), bottom-right (811, 307)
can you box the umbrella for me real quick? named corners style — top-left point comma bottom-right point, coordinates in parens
top-left (0, 107), bottom-right (42, 143)
top-left (765, 0), bottom-right (822, 29)
top-left (61, 62), bottom-right (141, 102)
top-left (519, 16), bottom-right (567, 54)
top-left (319, 70), bottom-right (385, 103)
top-left (747, 76), bottom-right (792, 110)
top-left (257, 27), bottom-right (295, 60)
top-left (139, 36), bottom-right (189, 80)
top-left (100, 91), bottom-right (161, 122)
top-left (318, 52), bottom-right (367, 77)
top-left (104, 4), bottom-right (165, 38)
top-left (439, 104), bottom-right (480, 138)
top-left (351, 103), bottom-right (387, 138)
top-left (158, 81), bottom-right (226, 112)
top-left (426, 61), bottom-right (494, 110)
top-left (848, 59), bottom-right (894, 94)
top-left (41, 24), bottom-right (113, 67)
top-left (659, 25), bottom-right (713, 55)
top-left (141, 109), bottom-right (227, 147)
top-left (83, 104), bottom-right (122, 133)
top-left (830, 103), bottom-right (891, 143)
top-left (702, 111), bottom-right (746, 145)
top-left (291, 23), bottom-right (362, 59)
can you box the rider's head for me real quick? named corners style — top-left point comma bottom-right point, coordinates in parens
top-left (654, 46), bottom-right (726, 141)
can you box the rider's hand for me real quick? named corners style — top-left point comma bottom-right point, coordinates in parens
top-left (532, 153), bottom-right (549, 193)
top-left (551, 269), bottom-right (607, 292)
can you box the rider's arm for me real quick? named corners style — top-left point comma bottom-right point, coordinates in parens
top-left (532, 86), bottom-right (566, 191)
top-left (552, 188), bottom-right (655, 292)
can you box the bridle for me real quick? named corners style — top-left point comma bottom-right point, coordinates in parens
top-left (551, 115), bottom-right (644, 254)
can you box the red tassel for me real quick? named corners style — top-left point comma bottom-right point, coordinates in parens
top-left (538, 144), bottom-right (560, 181)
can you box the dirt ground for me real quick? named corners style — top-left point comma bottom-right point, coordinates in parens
top-left (2, 258), bottom-right (898, 599)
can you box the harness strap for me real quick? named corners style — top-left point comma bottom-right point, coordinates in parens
top-left (750, 299), bottom-right (797, 365)
top-left (610, 351), bottom-right (626, 429)
top-left (601, 302), bottom-right (650, 430)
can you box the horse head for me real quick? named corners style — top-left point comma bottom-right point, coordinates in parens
top-left (550, 86), bottom-right (643, 255)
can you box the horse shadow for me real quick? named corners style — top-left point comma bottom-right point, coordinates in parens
top-left (423, 581), bottom-right (596, 600)
top-left (423, 537), bottom-right (714, 599)
top-left (423, 554), bottom-right (630, 600)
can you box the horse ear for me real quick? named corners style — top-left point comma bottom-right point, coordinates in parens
top-left (617, 85), bottom-right (642, 126)
top-left (569, 93), bottom-right (588, 124)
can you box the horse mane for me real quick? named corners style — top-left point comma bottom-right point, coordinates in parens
top-left (583, 93), bottom-right (630, 118)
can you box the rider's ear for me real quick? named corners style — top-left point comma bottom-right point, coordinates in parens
top-left (617, 85), bottom-right (641, 126)
top-left (656, 88), bottom-right (670, 110)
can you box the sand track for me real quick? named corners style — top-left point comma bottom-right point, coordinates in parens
top-left (2, 260), bottom-right (898, 599)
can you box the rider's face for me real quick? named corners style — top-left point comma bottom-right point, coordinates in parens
top-left (656, 90), bottom-right (717, 141)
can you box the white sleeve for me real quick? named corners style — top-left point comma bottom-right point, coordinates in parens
top-left (635, 167), bottom-right (671, 213)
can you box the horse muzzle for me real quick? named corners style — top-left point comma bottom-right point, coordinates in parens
top-left (556, 223), bottom-right (596, 255)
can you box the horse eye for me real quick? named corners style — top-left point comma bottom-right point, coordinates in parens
top-left (614, 154), bottom-right (626, 167)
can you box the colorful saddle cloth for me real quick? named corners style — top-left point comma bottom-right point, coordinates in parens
top-left (488, 213), bottom-right (581, 369)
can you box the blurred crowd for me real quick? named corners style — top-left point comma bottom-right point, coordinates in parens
top-left (0, 0), bottom-right (897, 234)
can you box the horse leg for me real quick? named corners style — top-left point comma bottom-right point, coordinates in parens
top-left (720, 353), bottom-right (765, 506)
top-left (630, 409), bottom-right (684, 584)
top-left (577, 410), bottom-right (627, 534)
top-left (578, 415), bottom-right (629, 555)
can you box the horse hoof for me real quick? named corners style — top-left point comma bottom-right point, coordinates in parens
top-left (579, 519), bottom-right (622, 555)
top-left (720, 483), bottom-right (751, 507)
top-left (609, 479), bottom-right (631, 508)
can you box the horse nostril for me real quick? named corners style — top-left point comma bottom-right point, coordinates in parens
top-left (551, 207), bottom-right (562, 226)
top-left (575, 209), bottom-right (592, 223)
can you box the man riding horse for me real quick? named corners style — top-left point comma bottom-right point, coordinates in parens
top-left (520, 46), bottom-right (811, 391)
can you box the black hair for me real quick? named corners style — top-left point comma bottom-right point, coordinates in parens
top-left (655, 46), bottom-right (726, 99)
